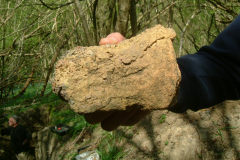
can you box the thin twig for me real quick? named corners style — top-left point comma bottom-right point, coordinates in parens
top-left (38, 0), bottom-right (75, 10)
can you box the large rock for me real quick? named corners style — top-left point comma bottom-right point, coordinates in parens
top-left (52, 25), bottom-right (181, 114)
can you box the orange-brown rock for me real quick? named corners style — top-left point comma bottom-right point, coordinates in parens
top-left (51, 25), bottom-right (181, 114)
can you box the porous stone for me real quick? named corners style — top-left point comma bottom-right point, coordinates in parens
top-left (51, 25), bottom-right (181, 114)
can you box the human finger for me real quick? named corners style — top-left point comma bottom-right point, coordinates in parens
top-left (84, 111), bottom-right (114, 124)
top-left (101, 108), bottom-right (138, 131)
top-left (122, 109), bottom-right (151, 126)
top-left (99, 32), bottom-right (126, 45)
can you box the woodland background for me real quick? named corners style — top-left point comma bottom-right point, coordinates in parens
top-left (0, 0), bottom-right (239, 106)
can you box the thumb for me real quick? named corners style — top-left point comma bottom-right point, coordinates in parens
top-left (99, 32), bottom-right (126, 45)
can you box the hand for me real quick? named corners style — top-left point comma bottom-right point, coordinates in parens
top-left (99, 32), bottom-right (126, 45)
top-left (23, 139), bottom-right (28, 145)
top-left (84, 32), bottom-right (151, 131)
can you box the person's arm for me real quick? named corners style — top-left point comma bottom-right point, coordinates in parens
top-left (23, 129), bottom-right (32, 145)
top-left (1, 127), bottom-right (11, 136)
top-left (168, 14), bottom-right (240, 113)
top-left (84, 15), bottom-right (240, 131)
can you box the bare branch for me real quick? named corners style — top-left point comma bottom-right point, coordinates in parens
top-left (179, 10), bottom-right (201, 57)
top-left (139, 2), bottom-right (178, 31)
top-left (74, 0), bottom-right (95, 46)
top-left (206, 0), bottom-right (238, 16)
top-left (40, 18), bottom-right (81, 97)
top-left (38, 0), bottom-right (75, 10)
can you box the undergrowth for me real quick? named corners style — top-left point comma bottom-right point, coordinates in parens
top-left (97, 131), bottom-right (132, 160)
top-left (1, 82), bottom-right (97, 138)
top-left (51, 107), bottom-right (98, 137)
top-left (1, 83), bottom-right (59, 108)
top-left (0, 82), bottom-right (133, 159)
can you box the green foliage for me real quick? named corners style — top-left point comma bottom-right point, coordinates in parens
top-left (198, 154), bottom-right (202, 158)
top-left (1, 83), bottom-right (59, 108)
top-left (1, 81), bottom-right (97, 139)
top-left (70, 152), bottom-right (79, 160)
top-left (51, 106), bottom-right (97, 137)
top-left (159, 114), bottom-right (166, 124)
top-left (165, 140), bottom-right (169, 146)
top-left (212, 120), bottom-right (238, 141)
top-left (97, 131), bottom-right (132, 160)
top-left (66, 151), bottom-right (79, 159)
top-left (158, 150), bottom-right (165, 157)
top-left (1, 0), bottom-right (239, 110)
top-left (212, 120), bottom-right (224, 141)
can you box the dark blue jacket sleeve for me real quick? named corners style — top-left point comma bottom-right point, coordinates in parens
top-left (168, 14), bottom-right (240, 113)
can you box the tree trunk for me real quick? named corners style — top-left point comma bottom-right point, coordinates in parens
top-left (168, 1), bottom-right (173, 28)
top-left (92, 0), bottom-right (99, 45)
top-left (114, 0), bottom-right (131, 37)
top-left (129, 0), bottom-right (138, 37)
top-left (106, 0), bottom-right (117, 36)
top-left (74, 0), bottom-right (95, 46)
top-left (1, 27), bottom-right (6, 99)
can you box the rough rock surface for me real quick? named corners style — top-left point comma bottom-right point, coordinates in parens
top-left (85, 100), bottom-right (240, 160)
top-left (52, 25), bottom-right (181, 114)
